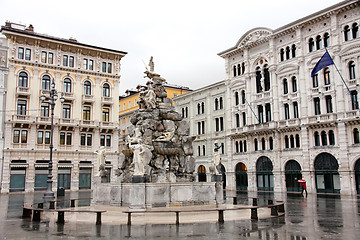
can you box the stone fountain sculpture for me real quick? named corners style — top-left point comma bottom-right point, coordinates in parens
top-left (117, 56), bottom-right (196, 183)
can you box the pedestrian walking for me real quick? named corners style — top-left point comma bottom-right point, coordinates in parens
top-left (298, 179), bottom-right (307, 197)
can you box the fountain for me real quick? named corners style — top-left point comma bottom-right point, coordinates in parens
top-left (93, 57), bottom-right (222, 208)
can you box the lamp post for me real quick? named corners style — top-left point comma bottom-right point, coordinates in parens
top-left (40, 78), bottom-right (64, 202)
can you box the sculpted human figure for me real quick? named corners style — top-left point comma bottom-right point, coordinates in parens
top-left (144, 86), bottom-right (157, 109)
top-left (210, 142), bottom-right (222, 175)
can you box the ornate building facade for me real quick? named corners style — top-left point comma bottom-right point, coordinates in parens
top-left (176, 0), bottom-right (360, 195)
top-left (0, 22), bottom-right (126, 192)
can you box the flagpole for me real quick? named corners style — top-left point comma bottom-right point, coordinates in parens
top-left (325, 48), bottom-right (360, 110)
top-left (242, 91), bottom-right (261, 123)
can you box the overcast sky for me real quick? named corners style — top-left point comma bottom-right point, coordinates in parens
top-left (0, 0), bottom-right (341, 94)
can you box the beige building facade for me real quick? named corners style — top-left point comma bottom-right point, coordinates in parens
top-left (0, 22), bottom-right (126, 192)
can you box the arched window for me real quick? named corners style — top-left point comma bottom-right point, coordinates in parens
top-left (350, 90), bottom-right (359, 110)
top-left (292, 76), bottom-right (297, 92)
top-left (325, 95), bottom-right (333, 113)
top-left (314, 131), bottom-right (320, 146)
top-left (285, 46), bottom-right (290, 60)
top-left (219, 97), bottom-right (223, 109)
top-left (235, 92), bottom-right (239, 105)
top-left (344, 25), bottom-right (350, 41)
top-left (42, 75), bottom-right (51, 90)
top-left (202, 145), bottom-right (206, 156)
top-left (63, 78), bottom-right (72, 93)
top-left (235, 113), bottom-right (240, 128)
top-left (349, 61), bottom-right (356, 80)
top-left (264, 66), bottom-right (270, 91)
top-left (321, 131), bottom-right (328, 146)
top-left (233, 65), bottom-right (237, 77)
top-left (269, 137), bottom-right (273, 150)
top-left (316, 35), bottom-right (322, 50)
top-left (201, 102), bottom-right (205, 114)
top-left (237, 64), bottom-right (241, 76)
top-left (352, 23), bottom-right (358, 39)
top-left (285, 135), bottom-right (289, 148)
top-left (283, 78), bottom-right (288, 94)
top-left (254, 138), bottom-right (258, 151)
top-left (290, 135), bottom-right (295, 148)
top-left (242, 112), bottom-right (246, 126)
top-left (324, 67), bottom-right (330, 85)
top-left (103, 83), bottom-right (110, 97)
top-left (323, 32), bottom-right (330, 48)
top-left (329, 130), bottom-right (335, 145)
top-left (84, 80), bottom-right (91, 95)
top-left (18, 71), bottom-right (28, 87)
top-left (256, 67), bottom-right (262, 93)
top-left (235, 141), bottom-right (239, 153)
top-left (214, 98), bottom-right (219, 110)
top-left (242, 62), bottom-right (245, 74)
top-left (291, 44), bottom-right (296, 58)
top-left (309, 38), bottom-right (314, 52)
top-left (197, 103), bottom-right (201, 114)
top-left (280, 48), bottom-right (285, 61)
top-left (240, 140), bottom-right (243, 152)
top-left (198, 165), bottom-right (206, 182)
top-left (265, 103), bottom-right (271, 122)
top-left (354, 128), bottom-right (360, 144)
top-left (241, 90), bottom-right (246, 104)
top-left (261, 138), bottom-right (266, 150)
top-left (293, 102), bottom-right (299, 118)
top-left (295, 134), bottom-right (300, 148)
top-left (284, 103), bottom-right (290, 120)
top-left (243, 140), bottom-right (247, 152)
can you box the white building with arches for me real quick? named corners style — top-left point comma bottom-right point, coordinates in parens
top-left (218, 0), bottom-right (360, 195)
top-left (0, 22), bottom-right (126, 192)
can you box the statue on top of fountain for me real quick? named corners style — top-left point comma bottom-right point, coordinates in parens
top-left (116, 56), bottom-right (196, 183)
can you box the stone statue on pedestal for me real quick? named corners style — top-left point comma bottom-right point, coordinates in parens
top-left (96, 146), bottom-right (109, 183)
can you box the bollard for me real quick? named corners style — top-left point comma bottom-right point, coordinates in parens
top-left (127, 212), bottom-right (132, 226)
top-left (218, 210), bottom-right (224, 223)
top-left (251, 208), bottom-right (258, 220)
top-left (49, 201), bottom-right (55, 209)
top-left (271, 206), bottom-right (278, 216)
top-left (277, 203), bottom-right (285, 213)
top-left (71, 199), bottom-right (76, 208)
top-left (233, 197), bottom-right (237, 205)
top-left (37, 203), bottom-right (43, 209)
top-left (33, 210), bottom-right (41, 222)
top-left (175, 212), bottom-right (180, 225)
top-left (96, 212), bottom-right (102, 225)
top-left (22, 208), bottom-right (32, 218)
top-left (57, 211), bottom-right (65, 224)
top-left (252, 198), bottom-right (258, 206)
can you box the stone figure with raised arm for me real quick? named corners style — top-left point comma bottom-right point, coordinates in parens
top-left (96, 146), bottom-right (109, 182)
top-left (210, 142), bottom-right (222, 175)
top-left (143, 56), bottom-right (166, 84)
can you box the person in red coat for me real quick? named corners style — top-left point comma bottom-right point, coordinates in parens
top-left (301, 181), bottom-right (308, 197)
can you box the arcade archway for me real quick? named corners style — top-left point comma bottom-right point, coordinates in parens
top-left (256, 156), bottom-right (274, 191)
top-left (285, 160), bottom-right (302, 192)
top-left (314, 153), bottom-right (340, 193)
top-left (354, 159), bottom-right (360, 194)
top-left (198, 165), bottom-right (207, 182)
top-left (235, 162), bottom-right (248, 191)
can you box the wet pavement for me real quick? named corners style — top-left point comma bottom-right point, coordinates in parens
top-left (0, 191), bottom-right (359, 239)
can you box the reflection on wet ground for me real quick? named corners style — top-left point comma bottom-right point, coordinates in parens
top-left (0, 191), bottom-right (359, 239)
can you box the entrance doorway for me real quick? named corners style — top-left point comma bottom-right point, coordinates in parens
top-left (285, 160), bottom-right (302, 192)
top-left (10, 168), bottom-right (26, 192)
top-left (354, 159), bottom-right (360, 194)
top-left (235, 162), bottom-right (248, 191)
top-left (198, 165), bottom-right (206, 182)
top-left (314, 153), bottom-right (340, 193)
top-left (256, 156), bottom-right (274, 191)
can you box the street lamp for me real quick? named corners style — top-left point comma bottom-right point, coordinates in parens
top-left (40, 78), bottom-right (64, 203)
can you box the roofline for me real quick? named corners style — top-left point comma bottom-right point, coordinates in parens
top-left (218, 0), bottom-right (359, 57)
top-left (173, 80), bottom-right (226, 99)
top-left (0, 26), bottom-right (127, 56)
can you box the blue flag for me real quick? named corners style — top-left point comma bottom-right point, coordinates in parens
top-left (311, 51), bottom-right (334, 77)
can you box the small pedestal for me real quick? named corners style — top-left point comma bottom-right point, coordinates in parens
top-left (211, 174), bottom-right (222, 182)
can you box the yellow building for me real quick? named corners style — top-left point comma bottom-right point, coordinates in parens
top-left (119, 84), bottom-right (191, 150)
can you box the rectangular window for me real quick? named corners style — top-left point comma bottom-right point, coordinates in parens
top-left (351, 90), bottom-right (359, 110)
top-left (87, 134), bottom-right (92, 146)
top-left (89, 60), bottom-right (94, 70)
top-left (83, 106), bottom-right (91, 120)
top-left (293, 102), bottom-right (299, 118)
top-left (312, 74), bottom-right (318, 88)
top-left (265, 103), bottom-right (271, 122)
top-left (37, 131), bottom-right (44, 144)
top-left (41, 51), bottom-right (47, 63)
top-left (106, 135), bottom-right (111, 147)
top-left (41, 105), bottom-right (49, 117)
top-left (107, 63), bottom-right (112, 73)
top-left (325, 95), bottom-right (333, 113)
top-left (83, 59), bottom-right (88, 69)
top-left (63, 55), bottom-right (68, 66)
top-left (60, 132), bottom-right (72, 145)
top-left (314, 97), bottom-right (321, 115)
top-left (18, 47), bottom-right (24, 59)
top-left (25, 49), bottom-right (31, 60)
top-left (80, 133), bottom-right (86, 146)
top-left (48, 52), bottom-right (54, 64)
top-left (258, 105), bottom-right (264, 123)
top-left (66, 133), bottom-right (72, 145)
top-left (284, 104), bottom-right (290, 120)
top-left (102, 62), bottom-right (106, 72)
top-left (44, 131), bottom-right (50, 144)
top-left (17, 99), bottom-right (27, 115)
top-left (63, 104), bottom-right (71, 119)
top-left (69, 56), bottom-right (74, 67)
top-left (13, 130), bottom-right (20, 143)
top-left (102, 108), bottom-right (110, 122)
top-left (21, 130), bottom-right (28, 143)
top-left (60, 132), bottom-right (65, 145)
top-left (100, 135), bottom-right (105, 146)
